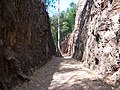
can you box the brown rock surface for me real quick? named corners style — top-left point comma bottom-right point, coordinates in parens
top-left (81, 0), bottom-right (120, 78)
top-left (61, 0), bottom-right (120, 84)
top-left (0, 0), bottom-right (55, 89)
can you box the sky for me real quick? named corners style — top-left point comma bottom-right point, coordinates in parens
top-left (48, 0), bottom-right (78, 16)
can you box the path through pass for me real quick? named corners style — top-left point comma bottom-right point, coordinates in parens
top-left (13, 57), bottom-right (117, 90)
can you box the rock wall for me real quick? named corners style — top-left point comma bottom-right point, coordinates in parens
top-left (60, 0), bottom-right (94, 58)
top-left (0, 0), bottom-right (55, 89)
top-left (82, 0), bottom-right (120, 75)
top-left (72, 0), bottom-right (120, 81)
top-left (73, 0), bottom-right (94, 60)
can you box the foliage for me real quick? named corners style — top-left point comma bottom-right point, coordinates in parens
top-left (50, 2), bottom-right (77, 46)
top-left (45, 0), bottom-right (58, 13)
top-left (45, 0), bottom-right (57, 7)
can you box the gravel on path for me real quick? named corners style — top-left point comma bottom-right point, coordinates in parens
top-left (13, 56), bottom-right (117, 90)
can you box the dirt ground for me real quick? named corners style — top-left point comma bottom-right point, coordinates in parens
top-left (13, 56), bottom-right (120, 90)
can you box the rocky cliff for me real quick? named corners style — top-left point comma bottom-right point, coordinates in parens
top-left (0, 0), bottom-right (55, 89)
top-left (64, 0), bottom-right (120, 83)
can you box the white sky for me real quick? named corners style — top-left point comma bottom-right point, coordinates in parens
top-left (48, 0), bottom-right (78, 16)
top-left (60, 0), bottom-right (78, 12)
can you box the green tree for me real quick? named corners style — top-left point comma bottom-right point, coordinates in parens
top-left (50, 2), bottom-right (77, 46)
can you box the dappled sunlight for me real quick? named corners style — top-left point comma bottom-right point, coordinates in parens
top-left (2, 0), bottom-right (120, 89)
top-left (48, 57), bottom-right (112, 90)
top-left (14, 57), bottom-right (114, 90)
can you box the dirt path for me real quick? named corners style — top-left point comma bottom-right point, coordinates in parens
top-left (13, 57), bottom-right (116, 90)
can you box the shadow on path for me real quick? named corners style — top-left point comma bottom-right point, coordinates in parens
top-left (13, 57), bottom-right (116, 90)
top-left (13, 57), bottom-right (62, 90)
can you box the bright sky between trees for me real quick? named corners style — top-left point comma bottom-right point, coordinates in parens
top-left (48, 0), bottom-right (78, 16)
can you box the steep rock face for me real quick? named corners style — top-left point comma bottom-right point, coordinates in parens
top-left (0, 0), bottom-right (55, 89)
top-left (82, 0), bottom-right (120, 74)
top-left (73, 0), bottom-right (94, 60)
top-left (60, 0), bottom-right (93, 59)
top-left (73, 0), bottom-right (120, 80)
top-left (60, 0), bottom-right (94, 58)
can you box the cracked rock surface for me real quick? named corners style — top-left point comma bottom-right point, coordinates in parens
top-left (61, 0), bottom-right (120, 83)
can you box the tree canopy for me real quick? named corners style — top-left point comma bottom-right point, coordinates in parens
top-left (50, 2), bottom-right (77, 46)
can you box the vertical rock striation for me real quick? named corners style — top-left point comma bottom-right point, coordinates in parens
top-left (71, 0), bottom-right (120, 81)
top-left (0, 0), bottom-right (55, 89)
top-left (73, 0), bottom-right (94, 60)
